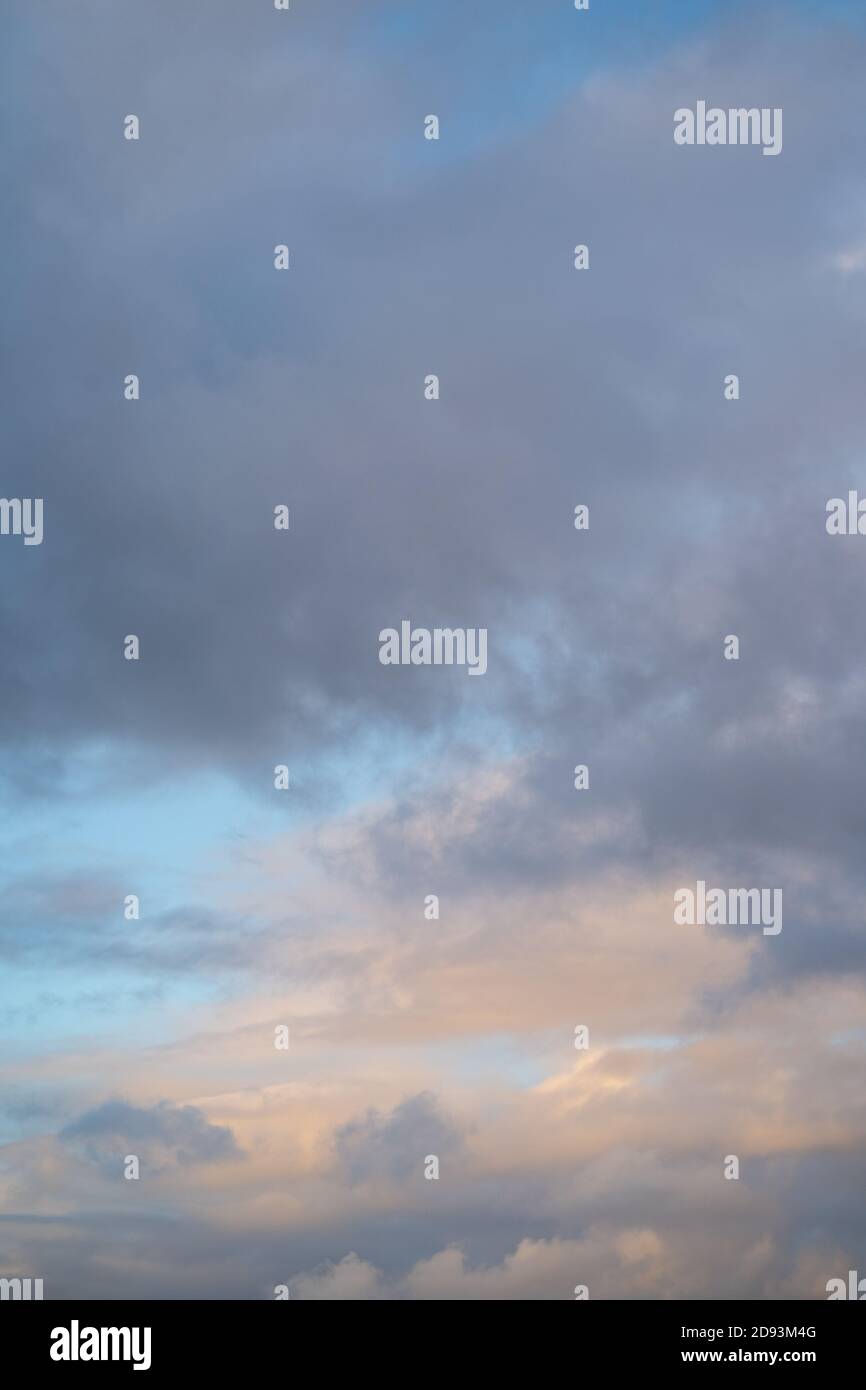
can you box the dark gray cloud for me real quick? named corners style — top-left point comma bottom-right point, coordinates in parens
top-left (1, 3), bottom-right (864, 994)
top-left (59, 1099), bottom-right (242, 1173)
top-left (335, 1092), bottom-right (464, 1184)
top-left (2, 1), bottom-right (864, 810)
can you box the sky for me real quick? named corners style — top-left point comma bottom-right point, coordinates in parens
top-left (2, 0), bottom-right (866, 1300)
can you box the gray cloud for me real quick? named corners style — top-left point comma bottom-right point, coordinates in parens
top-left (59, 1099), bottom-right (242, 1174)
top-left (2, 4), bottom-right (862, 802)
top-left (335, 1092), bottom-right (464, 1184)
top-left (1, 5), bottom-right (865, 972)
top-left (3, 0), bottom-right (866, 1300)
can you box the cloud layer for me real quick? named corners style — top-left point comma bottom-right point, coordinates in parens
top-left (2, 0), bottom-right (866, 1299)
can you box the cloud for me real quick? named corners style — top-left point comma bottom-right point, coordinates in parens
top-left (1, 0), bottom-right (863, 814)
top-left (2, 0), bottom-right (866, 1300)
top-left (833, 242), bottom-right (866, 273)
top-left (291, 1253), bottom-right (390, 1302)
top-left (335, 1093), bottom-right (464, 1184)
top-left (59, 1100), bottom-right (242, 1174)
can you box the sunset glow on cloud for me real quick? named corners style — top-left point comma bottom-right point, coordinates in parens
top-left (3, 0), bottom-right (866, 1302)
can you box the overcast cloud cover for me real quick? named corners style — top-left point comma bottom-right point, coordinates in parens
top-left (2, 0), bottom-right (866, 1299)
